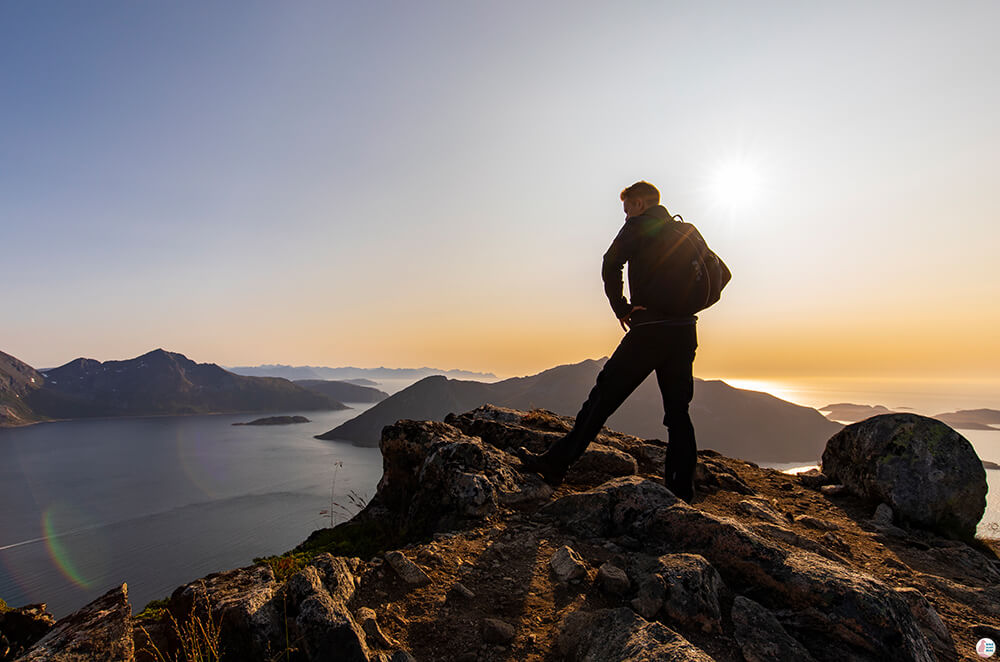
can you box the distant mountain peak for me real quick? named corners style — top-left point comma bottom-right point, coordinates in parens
top-left (0, 348), bottom-right (350, 423)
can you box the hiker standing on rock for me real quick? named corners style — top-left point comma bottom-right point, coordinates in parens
top-left (519, 181), bottom-right (729, 502)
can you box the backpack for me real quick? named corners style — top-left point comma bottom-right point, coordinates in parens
top-left (652, 214), bottom-right (731, 315)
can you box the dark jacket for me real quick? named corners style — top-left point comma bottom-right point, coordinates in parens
top-left (602, 204), bottom-right (703, 324)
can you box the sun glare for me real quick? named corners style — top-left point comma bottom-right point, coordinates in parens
top-left (706, 159), bottom-right (764, 214)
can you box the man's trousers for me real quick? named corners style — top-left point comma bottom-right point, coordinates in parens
top-left (542, 321), bottom-right (698, 483)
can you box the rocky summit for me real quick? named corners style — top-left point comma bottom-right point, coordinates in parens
top-left (7, 405), bottom-right (1000, 661)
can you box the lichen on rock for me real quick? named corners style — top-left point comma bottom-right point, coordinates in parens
top-left (822, 413), bottom-right (987, 540)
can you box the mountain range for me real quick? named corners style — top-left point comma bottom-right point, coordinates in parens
top-left (317, 358), bottom-right (844, 462)
top-left (292, 380), bottom-right (389, 403)
top-left (228, 364), bottom-right (497, 381)
top-left (822, 403), bottom-right (1000, 430)
top-left (0, 349), bottom-right (355, 425)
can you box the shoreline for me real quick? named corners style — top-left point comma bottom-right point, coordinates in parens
top-left (0, 405), bottom-right (353, 431)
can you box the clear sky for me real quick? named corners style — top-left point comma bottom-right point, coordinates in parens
top-left (3, 2), bottom-right (998, 389)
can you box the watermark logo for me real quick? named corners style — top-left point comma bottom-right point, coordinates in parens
top-left (978, 638), bottom-right (996, 658)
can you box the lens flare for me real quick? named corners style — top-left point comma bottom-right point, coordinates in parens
top-left (42, 506), bottom-right (96, 589)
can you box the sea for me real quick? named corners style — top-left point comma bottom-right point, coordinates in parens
top-left (1, 377), bottom-right (998, 618)
top-left (0, 406), bottom-right (383, 617)
top-left (746, 377), bottom-right (1000, 544)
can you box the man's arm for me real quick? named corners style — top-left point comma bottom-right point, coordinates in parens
top-left (602, 221), bottom-right (641, 328)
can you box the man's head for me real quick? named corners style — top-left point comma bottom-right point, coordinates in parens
top-left (620, 181), bottom-right (660, 218)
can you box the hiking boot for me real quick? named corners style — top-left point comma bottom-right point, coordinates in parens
top-left (663, 440), bottom-right (695, 503)
top-left (515, 447), bottom-right (566, 487)
top-left (664, 470), bottom-right (695, 503)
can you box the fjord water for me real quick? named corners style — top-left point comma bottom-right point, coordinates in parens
top-left (0, 407), bottom-right (381, 617)
top-left (2, 395), bottom-right (998, 619)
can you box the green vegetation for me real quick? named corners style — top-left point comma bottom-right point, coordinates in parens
top-left (136, 597), bottom-right (170, 622)
top-left (254, 555), bottom-right (309, 582)
top-left (255, 516), bottom-right (402, 579)
top-left (0, 596), bottom-right (9, 612)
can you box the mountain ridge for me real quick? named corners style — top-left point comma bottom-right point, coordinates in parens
top-left (0, 350), bottom-right (46, 426)
top-left (317, 358), bottom-right (843, 463)
top-left (0, 348), bottom-right (350, 425)
top-left (229, 363), bottom-right (497, 381)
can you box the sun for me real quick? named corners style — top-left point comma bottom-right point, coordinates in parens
top-left (706, 159), bottom-right (764, 214)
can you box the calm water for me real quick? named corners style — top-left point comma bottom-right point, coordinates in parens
top-left (0, 407), bottom-right (382, 617)
top-left (3, 384), bottom-right (998, 619)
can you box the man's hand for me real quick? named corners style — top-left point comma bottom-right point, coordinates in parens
top-left (618, 305), bottom-right (647, 332)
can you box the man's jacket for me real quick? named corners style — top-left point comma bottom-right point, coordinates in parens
top-left (602, 204), bottom-right (706, 323)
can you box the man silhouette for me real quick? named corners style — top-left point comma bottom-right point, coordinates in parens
top-left (519, 181), bottom-right (716, 502)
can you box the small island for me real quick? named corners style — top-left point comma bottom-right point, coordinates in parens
top-left (233, 416), bottom-right (311, 426)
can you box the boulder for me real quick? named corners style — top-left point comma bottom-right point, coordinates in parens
top-left (384, 551), bottom-right (432, 587)
top-left (549, 546), bottom-right (588, 583)
top-left (17, 585), bottom-right (132, 662)
top-left (355, 607), bottom-right (397, 650)
top-left (558, 608), bottom-right (713, 661)
top-left (732, 595), bottom-right (816, 661)
top-left (597, 562), bottom-right (630, 596)
top-left (821, 414), bottom-right (987, 540)
top-left (481, 618), bottom-right (516, 645)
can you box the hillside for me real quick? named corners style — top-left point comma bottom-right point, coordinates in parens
top-left (293, 379), bottom-right (389, 403)
top-left (3, 349), bottom-right (349, 422)
top-left (317, 359), bottom-right (842, 462)
top-left (0, 350), bottom-right (46, 426)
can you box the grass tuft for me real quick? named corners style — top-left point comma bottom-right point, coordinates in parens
top-left (138, 591), bottom-right (222, 662)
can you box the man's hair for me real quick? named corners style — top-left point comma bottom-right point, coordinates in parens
top-left (620, 181), bottom-right (660, 205)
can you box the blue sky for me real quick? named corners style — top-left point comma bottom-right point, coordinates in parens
top-left (3, 2), bottom-right (998, 385)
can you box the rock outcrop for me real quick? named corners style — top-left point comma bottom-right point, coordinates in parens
top-left (0, 602), bottom-right (55, 661)
top-left (16, 585), bottom-right (132, 661)
top-left (12, 404), bottom-right (999, 661)
top-left (822, 413), bottom-right (988, 540)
